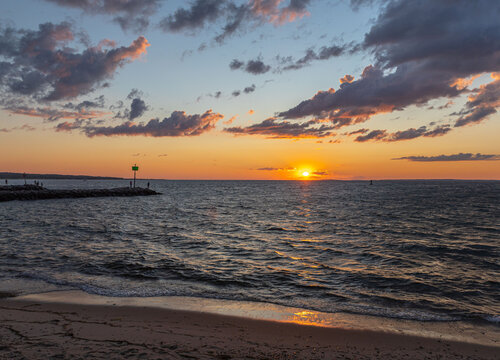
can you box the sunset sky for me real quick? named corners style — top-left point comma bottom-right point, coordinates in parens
top-left (0, 0), bottom-right (499, 180)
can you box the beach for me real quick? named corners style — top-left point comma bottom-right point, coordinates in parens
top-left (1, 291), bottom-right (498, 360)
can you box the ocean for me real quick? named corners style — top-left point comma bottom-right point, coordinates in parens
top-left (0, 179), bottom-right (499, 325)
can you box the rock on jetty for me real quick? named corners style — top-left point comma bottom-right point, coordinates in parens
top-left (0, 185), bottom-right (161, 202)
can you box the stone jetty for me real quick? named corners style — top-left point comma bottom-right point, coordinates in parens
top-left (0, 185), bottom-right (160, 202)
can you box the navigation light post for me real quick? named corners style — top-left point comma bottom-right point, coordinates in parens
top-left (132, 164), bottom-right (139, 188)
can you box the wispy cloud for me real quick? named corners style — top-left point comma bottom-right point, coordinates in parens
top-left (225, 118), bottom-right (335, 139)
top-left (159, 0), bottom-right (313, 43)
top-left (44, 0), bottom-right (160, 32)
top-left (393, 153), bottom-right (500, 162)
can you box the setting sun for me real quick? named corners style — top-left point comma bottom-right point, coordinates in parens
top-left (302, 171), bottom-right (310, 177)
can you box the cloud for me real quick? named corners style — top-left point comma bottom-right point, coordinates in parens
top-left (0, 22), bottom-right (150, 102)
top-left (230, 58), bottom-right (271, 74)
top-left (248, 109), bottom-right (255, 115)
top-left (231, 84), bottom-right (257, 97)
top-left (223, 115), bottom-right (238, 125)
top-left (128, 98), bottom-right (148, 120)
top-left (55, 118), bottom-right (92, 132)
top-left (229, 59), bottom-right (244, 70)
top-left (393, 153), bottom-right (500, 162)
top-left (225, 118), bottom-right (335, 138)
top-left (63, 95), bottom-right (106, 112)
top-left (340, 75), bottom-right (354, 84)
top-left (5, 104), bottom-right (108, 122)
top-left (44, 0), bottom-right (160, 32)
top-left (354, 129), bottom-right (387, 142)
top-left (345, 128), bottom-right (368, 135)
top-left (250, 0), bottom-right (311, 25)
top-left (127, 88), bottom-right (143, 99)
top-left (278, 43), bottom-right (349, 71)
top-left (85, 110), bottom-right (223, 137)
top-left (256, 167), bottom-right (296, 171)
top-left (454, 73), bottom-right (500, 127)
top-left (274, 0), bottom-right (500, 138)
top-left (160, 1), bottom-right (313, 43)
top-left (244, 84), bottom-right (256, 93)
top-left (354, 125), bottom-right (451, 142)
top-left (159, 0), bottom-right (224, 32)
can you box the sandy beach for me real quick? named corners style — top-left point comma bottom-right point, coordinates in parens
top-left (0, 291), bottom-right (498, 360)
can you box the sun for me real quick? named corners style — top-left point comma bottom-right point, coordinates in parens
top-left (302, 171), bottom-right (310, 177)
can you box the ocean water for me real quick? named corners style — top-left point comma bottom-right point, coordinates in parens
top-left (0, 180), bottom-right (499, 325)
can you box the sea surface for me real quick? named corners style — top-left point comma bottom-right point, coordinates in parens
top-left (0, 180), bottom-right (499, 325)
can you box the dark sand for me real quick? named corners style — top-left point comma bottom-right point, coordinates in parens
top-left (0, 291), bottom-right (498, 359)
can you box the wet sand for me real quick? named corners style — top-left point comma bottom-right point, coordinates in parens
top-left (0, 291), bottom-right (498, 359)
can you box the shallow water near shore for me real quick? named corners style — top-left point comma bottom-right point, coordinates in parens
top-left (0, 179), bottom-right (499, 327)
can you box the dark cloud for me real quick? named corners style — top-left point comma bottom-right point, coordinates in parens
top-left (345, 128), bottom-right (368, 135)
top-left (455, 74), bottom-right (500, 127)
top-left (225, 118), bottom-right (335, 138)
top-left (244, 84), bottom-right (256, 93)
top-left (230, 58), bottom-right (271, 75)
top-left (0, 22), bottom-right (150, 103)
top-left (55, 118), bottom-right (92, 132)
top-left (245, 59), bottom-right (271, 74)
top-left (63, 95), bottom-right (106, 112)
top-left (455, 107), bottom-right (497, 128)
top-left (4, 104), bottom-right (108, 122)
top-left (129, 98), bottom-right (148, 120)
top-left (279, 44), bottom-right (348, 71)
top-left (159, 0), bottom-right (224, 32)
top-left (113, 94), bottom-right (149, 120)
top-left (393, 153), bottom-right (500, 162)
top-left (274, 0), bottom-right (500, 139)
top-left (160, 0), bottom-right (313, 43)
top-left (354, 125), bottom-right (451, 142)
top-left (85, 110), bottom-right (223, 137)
top-left (127, 88), bottom-right (143, 100)
top-left (44, 0), bottom-right (160, 32)
top-left (229, 59), bottom-right (244, 70)
top-left (230, 84), bottom-right (257, 97)
top-left (354, 129), bottom-right (387, 142)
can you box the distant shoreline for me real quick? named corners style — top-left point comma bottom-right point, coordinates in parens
top-left (0, 172), bottom-right (123, 180)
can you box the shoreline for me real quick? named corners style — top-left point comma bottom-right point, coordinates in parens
top-left (1, 291), bottom-right (498, 359)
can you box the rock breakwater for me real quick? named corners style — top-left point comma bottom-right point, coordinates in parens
top-left (0, 185), bottom-right (160, 202)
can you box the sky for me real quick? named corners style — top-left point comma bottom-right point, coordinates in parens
top-left (0, 0), bottom-right (499, 180)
